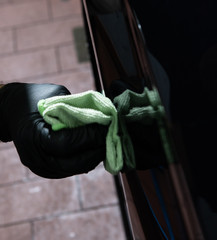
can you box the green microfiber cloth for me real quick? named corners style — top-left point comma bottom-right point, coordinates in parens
top-left (37, 90), bottom-right (123, 175)
top-left (113, 87), bottom-right (174, 168)
top-left (38, 87), bottom-right (174, 175)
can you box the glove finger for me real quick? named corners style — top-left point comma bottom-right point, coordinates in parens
top-left (38, 121), bottom-right (108, 157)
top-left (1, 83), bottom-right (71, 142)
top-left (27, 147), bottom-right (105, 179)
top-left (13, 116), bottom-right (106, 178)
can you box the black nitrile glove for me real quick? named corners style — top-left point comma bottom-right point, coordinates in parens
top-left (0, 83), bottom-right (107, 178)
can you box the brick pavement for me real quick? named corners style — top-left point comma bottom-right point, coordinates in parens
top-left (0, 0), bottom-right (126, 239)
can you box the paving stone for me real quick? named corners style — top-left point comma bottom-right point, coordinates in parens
top-left (0, 48), bottom-right (58, 82)
top-left (11, 0), bottom-right (37, 2)
top-left (50, 0), bottom-right (81, 18)
top-left (16, 17), bottom-right (83, 50)
top-left (73, 27), bottom-right (90, 63)
top-left (0, 0), bottom-right (49, 29)
top-left (34, 206), bottom-right (126, 240)
top-left (0, 0), bottom-right (9, 4)
top-left (11, 0), bottom-right (38, 2)
top-left (0, 145), bottom-right (27, 185)
top-left (0, 223), bottom-right (31, 240)
top-left (58, 44), bottom-right (90, 71)
top-left (79, 165), bottom-right (119, 209)
top-left (0, 177), bottom-right (80, 225)
top-left (0, 29), bottom-right (13, 55)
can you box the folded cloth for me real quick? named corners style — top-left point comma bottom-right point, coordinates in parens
top-left (38, 87), bottom-right (173, 175)
top-left (113, 87), bottom-right (173, 170)
top-left (38, 90), bottom-right (123, 175)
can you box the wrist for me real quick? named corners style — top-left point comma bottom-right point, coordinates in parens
top-left (0, 83), bottom-right (14, 142)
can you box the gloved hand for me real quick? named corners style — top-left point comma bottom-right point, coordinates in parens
top-left (0, 83), bottom-right (107, 178)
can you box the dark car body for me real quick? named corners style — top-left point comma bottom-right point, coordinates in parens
top-left (81, 0), bottom-right (217, 239)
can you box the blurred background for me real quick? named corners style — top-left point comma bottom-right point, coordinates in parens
top-left (0, 0), bottom-right (126, 239)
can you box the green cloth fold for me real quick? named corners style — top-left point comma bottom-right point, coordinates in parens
top-left (114, 87), bottom-right (174, 167)
top-left (37, 90), bottom-right (123, 175)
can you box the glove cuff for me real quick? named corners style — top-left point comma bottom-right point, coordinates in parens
top-left (0, 83), bottom-right (20, 142)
